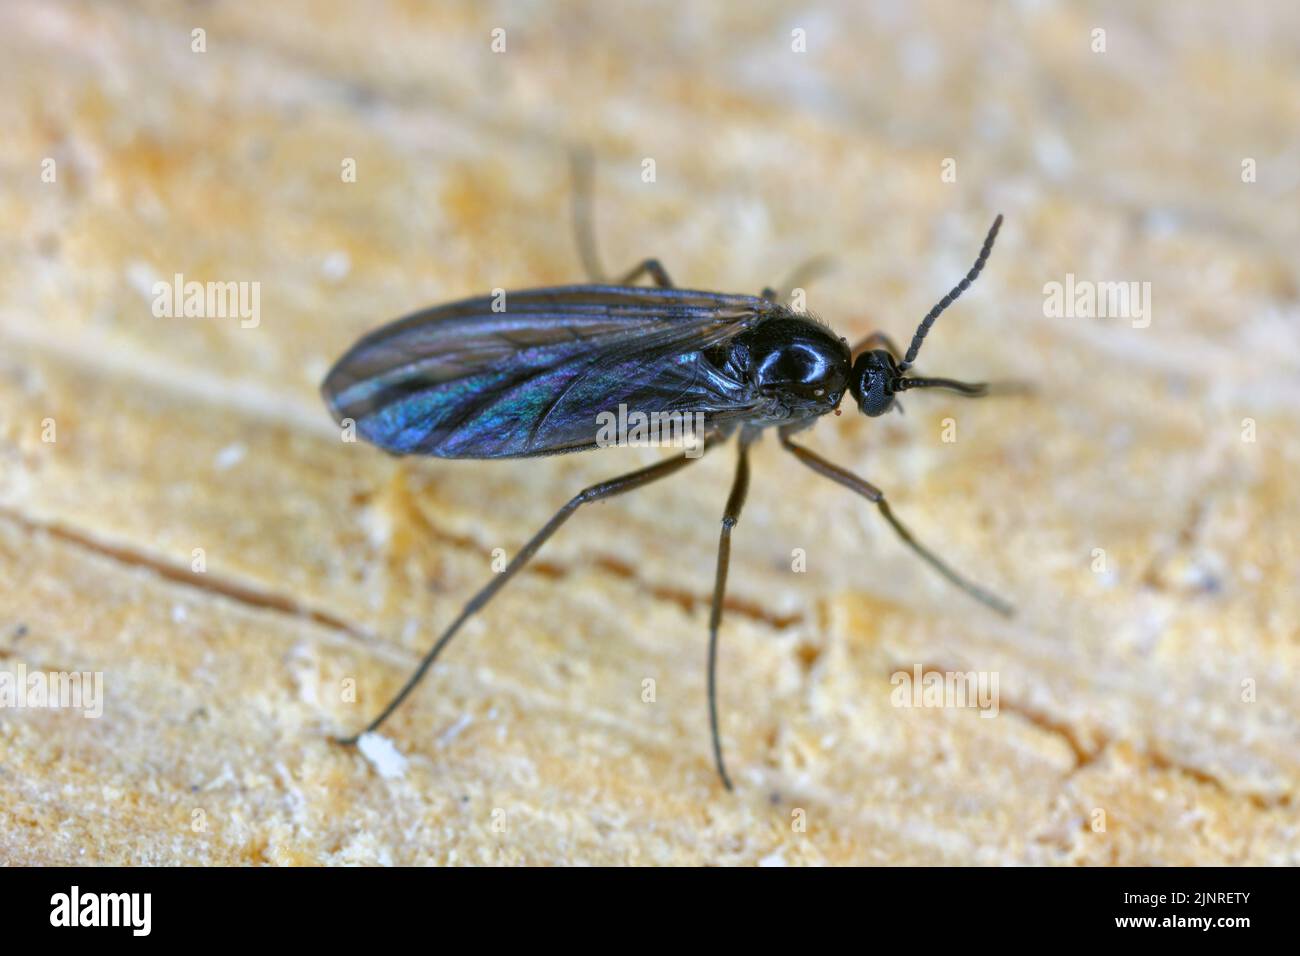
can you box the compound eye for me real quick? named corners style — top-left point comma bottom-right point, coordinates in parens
top-left (859, 383), bottom-right (892, 416)
top-left (852, 350), bottom-right (897, 417)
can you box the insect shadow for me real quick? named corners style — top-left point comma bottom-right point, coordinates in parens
top-left (323, 153), bottom-right (1016, 790)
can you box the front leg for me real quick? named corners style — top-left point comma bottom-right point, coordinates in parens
top-left (850, 331), bottom-right (903, 360)
top-left (780, 429), bottom-right (1013, 616)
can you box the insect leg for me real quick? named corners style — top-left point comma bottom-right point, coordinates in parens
top-left (761, 256), bottom-right (835, 306)
top-left (570, 150), bottom-right (674, 287)
top-left (338, 445), bottom-right (713, 746)
top-left (615, 258), bottom-right (674, 288)
top-left (569, 148), bottom-right (608, 282)
top-left (707, 433), bottom-right (755, 790)
top-left (779, 255), bottom-right (835, 300)
top-left (850, 331), bottom-right (903, 360)
top-left (779, 431), bottom-right (1013, 616)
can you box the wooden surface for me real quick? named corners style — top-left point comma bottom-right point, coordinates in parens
top-left (1, 0), bottom-right (1297, 865)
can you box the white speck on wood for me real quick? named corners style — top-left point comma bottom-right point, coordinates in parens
top-left (358, 732), bottom-right (409, 779)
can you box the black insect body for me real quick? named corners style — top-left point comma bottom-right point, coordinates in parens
top-left (323, 181), bottom-right (1009, 790)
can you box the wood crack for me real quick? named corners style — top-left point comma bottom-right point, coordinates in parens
top-left (0, 506), bottom-right (377, 645)
top-left (0, 503), bottom-right (803, 669)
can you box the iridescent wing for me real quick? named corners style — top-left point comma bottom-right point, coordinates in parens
top-left (322, 285), bottom-right (776, 458)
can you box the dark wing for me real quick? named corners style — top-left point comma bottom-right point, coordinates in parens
top-left (322, 285), bottom-right (773, 458)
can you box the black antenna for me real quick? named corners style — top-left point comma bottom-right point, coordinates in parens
top-left (898, 214), bottom-right (1003, 372)
top-left (895, 375), bottom-right (988, 396)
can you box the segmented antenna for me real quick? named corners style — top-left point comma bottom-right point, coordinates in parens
top-left (895, 375), bottom-right (988, 396)
top-left (898, 214), bottom-right (1003, 372)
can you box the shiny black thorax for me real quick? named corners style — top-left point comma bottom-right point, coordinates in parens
top-left (710, 312), bottom-right (851, 426)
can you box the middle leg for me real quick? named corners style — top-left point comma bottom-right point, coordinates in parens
top-left (706, 432), bottom-right (755, 790)
top-left (337, 444), bottom-right (712, 745)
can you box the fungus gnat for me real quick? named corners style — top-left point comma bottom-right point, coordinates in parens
top-left (323, 158), bottom-right (1012, 790)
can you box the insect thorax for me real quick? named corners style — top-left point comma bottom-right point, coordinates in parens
top-left (723, 313), bottom-right (851, 424)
